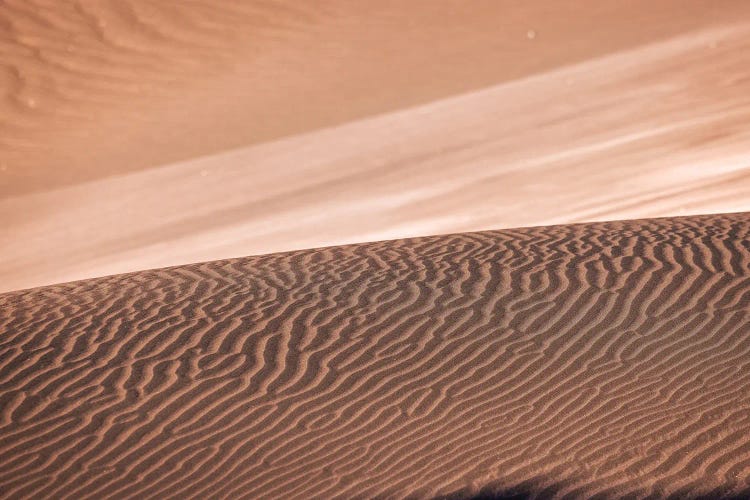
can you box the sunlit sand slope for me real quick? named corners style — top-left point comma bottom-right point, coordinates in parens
top-left (2, 0), bottom-right (746, 195)
top-left (1, 213), bottom-right (749, 498)
top-left (3, 21), bottom-right (750, 292)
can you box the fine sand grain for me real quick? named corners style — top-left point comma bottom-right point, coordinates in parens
top-left (1, 213), bottom-right (749, 498)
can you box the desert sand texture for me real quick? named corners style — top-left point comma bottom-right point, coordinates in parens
top-left (2, 1), bottom-right (750, 292)
top-left (0, 213), bottom-right (749, 499)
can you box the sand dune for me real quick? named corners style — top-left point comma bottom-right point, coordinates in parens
top-left (1, 213), bottom-right (749, 498)
top-left (3, 17), bottom-right (750, 292)
top-left (2, 2), bottom-right (749, 498)
top-left (3, 0), bottom-right (747, 195)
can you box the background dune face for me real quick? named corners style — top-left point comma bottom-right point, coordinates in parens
top-left (1, 214), bottom-right (749, 499)
top-left (2, 0), bottom-right (747, 195)
top-left (2, 1), bottom-right (750, 292)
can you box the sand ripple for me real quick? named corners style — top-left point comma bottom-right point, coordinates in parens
top-left (1, 213), bottom-right (748, 498)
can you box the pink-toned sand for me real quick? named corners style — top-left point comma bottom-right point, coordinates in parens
top-left (2, 1), bottom-right (750, 292)
top-left (2, 4), bottom-right (750, 497)
top-left (1, 213), bottom-right (749, 498)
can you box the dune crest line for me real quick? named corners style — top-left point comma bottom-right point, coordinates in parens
top-left (1, 213), bottom-right (749, 499)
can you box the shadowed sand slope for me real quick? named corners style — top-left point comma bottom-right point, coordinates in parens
top-left (1, 213), bottom-right (749, 499)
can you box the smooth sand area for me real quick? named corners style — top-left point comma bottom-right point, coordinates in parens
top-left (3, 0), bottom-right (748, 195)
top-left (2, 2), bottom-right (750, 292)
top-left (1, 213), bottom-right (748, 498)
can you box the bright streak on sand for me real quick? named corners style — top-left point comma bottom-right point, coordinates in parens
top-left (2, 17), bottom-right (750, 292)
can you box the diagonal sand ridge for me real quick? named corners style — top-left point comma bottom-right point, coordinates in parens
top-left (2, 23), bottom-right (750, 292)
top-left (3, 0), bottom-right (748, 195)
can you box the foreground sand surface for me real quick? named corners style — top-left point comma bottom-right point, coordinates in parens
top-left (2, 1), bottom-right (750, 292)
top-left (1, 213), bottom-right (749, 498)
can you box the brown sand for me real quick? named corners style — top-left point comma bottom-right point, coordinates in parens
top-left (3, 2), bottom-right (750, 292)
top-left (1, 213), bottom-right (749, 498)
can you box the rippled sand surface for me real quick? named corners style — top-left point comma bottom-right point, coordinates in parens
top-left (2, 4), bottom-right (750, 497)
top-left (1, 213), bottom-right (749, 499)
top-left (2, 1), bottom-right (750, 292)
